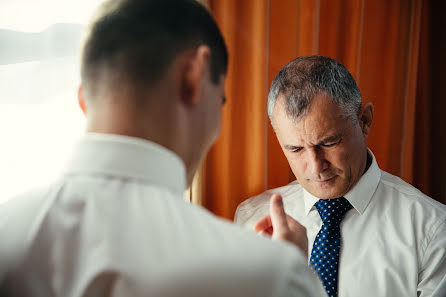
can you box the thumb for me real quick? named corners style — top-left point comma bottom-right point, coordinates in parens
top-left (270, 194), bottom-right (289, 239)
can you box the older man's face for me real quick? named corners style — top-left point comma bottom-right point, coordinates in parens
top-left (272, 93), bottom-right (369, 199)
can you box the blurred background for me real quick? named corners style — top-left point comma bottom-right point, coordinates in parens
top-left (0, 0), bottom-right (102, 200)
top-left (0, 0), bottom-right (445, 221)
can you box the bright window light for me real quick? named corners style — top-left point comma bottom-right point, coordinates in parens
top-left (0, 0), bottom-right (104, 203)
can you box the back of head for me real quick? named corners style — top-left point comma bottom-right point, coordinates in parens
top-left (80, 0), bottom-right (228, 100)
top-left (268, 55), bottom-right (362, 124)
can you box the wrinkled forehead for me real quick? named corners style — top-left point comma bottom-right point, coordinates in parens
top-left (273, 93), bottom-right (354, 142)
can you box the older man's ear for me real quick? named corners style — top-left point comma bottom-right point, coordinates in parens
top-left (359, 102), bottom-right (373, 138)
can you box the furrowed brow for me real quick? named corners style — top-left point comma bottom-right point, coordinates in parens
top-left (318, 133), bottom-right (342, 145)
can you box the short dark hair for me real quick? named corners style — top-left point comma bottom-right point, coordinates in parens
top-left (81, 0), bottom-right (228, 96)
top-left (268, 56), bottom-right (362, 124)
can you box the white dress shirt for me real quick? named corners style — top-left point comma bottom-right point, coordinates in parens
top-left (235, 151), bottom-right (446, 297)
top-left (0, 133), bottom-right (327, 297)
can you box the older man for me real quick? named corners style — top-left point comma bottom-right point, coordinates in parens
top-left (236, 56), bottom-right (446, 297)
top-left (0, 1), bottom-right (326, 296)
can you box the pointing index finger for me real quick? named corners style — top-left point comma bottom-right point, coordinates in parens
top-left (270, 194), bottom-right (289, 238)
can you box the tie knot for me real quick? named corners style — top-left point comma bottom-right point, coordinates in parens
top-left (314, 197), bottom-right (352, 226)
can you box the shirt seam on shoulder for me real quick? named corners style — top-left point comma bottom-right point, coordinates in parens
top-left (420, 219), bottom-right (446, 270)
top-left (379, 178), bottom-right (446, 214)
top-left (380, 178), bottom-right (422, 199)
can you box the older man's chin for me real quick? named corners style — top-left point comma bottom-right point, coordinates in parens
top-left (303, 176), bottom-right (349, 199)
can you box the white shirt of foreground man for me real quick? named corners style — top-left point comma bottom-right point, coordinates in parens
top-left (0, 134), bottom-right (326, 297)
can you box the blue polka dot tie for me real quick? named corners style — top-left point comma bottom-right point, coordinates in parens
top-left (310, 197), bottom-right (353, 297)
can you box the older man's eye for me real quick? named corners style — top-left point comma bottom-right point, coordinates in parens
top-left (321, 139), bottom-right (341, 147)
top-left (322, 142), bottom-right (336, 147)
top-left (291, 147), bottom-right (303, 153)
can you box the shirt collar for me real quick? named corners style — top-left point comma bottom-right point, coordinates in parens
top-left (303, 190), bottom-right (320, 216)
top-left (63, 133), bottom-right (187, 195)
top-left (303, 149), bottom-right (381, 216)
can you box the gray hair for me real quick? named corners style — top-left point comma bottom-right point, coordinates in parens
top-left (267, 56), bottom-right (362, 125)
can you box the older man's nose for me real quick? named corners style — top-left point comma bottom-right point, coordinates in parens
top-left (307, 149), bottom-right (328, 177)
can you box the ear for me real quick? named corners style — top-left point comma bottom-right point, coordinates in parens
top-left (180, 45), bottom-right (211, 106)
top-left (78, 84), bottom-right (87, 116)
top-left (359, 102), bottom-right (373, 138)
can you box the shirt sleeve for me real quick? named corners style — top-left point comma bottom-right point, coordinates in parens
top-left (273, 246), bottom-right (328, 297)
top-left (233, 203), bottom-right (245, 225)
top-left (417, 220), bottom-right (446, 297)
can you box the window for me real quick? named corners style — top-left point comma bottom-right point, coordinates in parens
top-left (0, 0), bottom-right (103, 202)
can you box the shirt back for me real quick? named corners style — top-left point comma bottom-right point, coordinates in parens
top-left (0, 134), bottom-right (325, 297)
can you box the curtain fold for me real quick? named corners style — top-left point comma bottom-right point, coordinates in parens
top-left (203, 0), bottom-right (269, 218)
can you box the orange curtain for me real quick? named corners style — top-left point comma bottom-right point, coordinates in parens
top-left (203, 0), bottom-right (269, 218)
top-left (414, 0), bottom-right (446, 205)
top-left (203, 0), bottom-right (445, 220)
